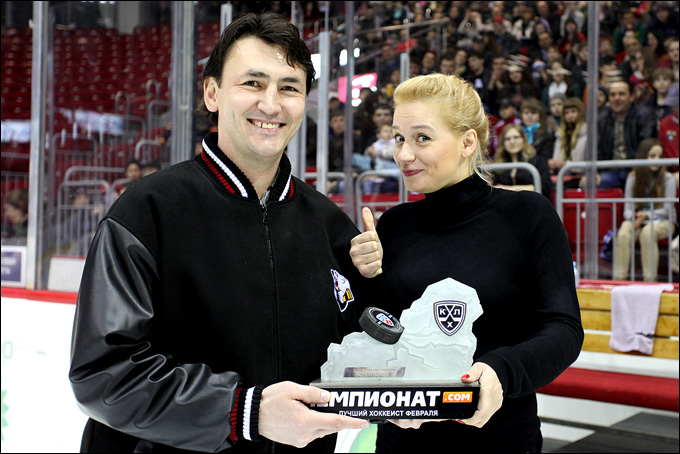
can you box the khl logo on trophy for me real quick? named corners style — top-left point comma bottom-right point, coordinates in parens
top-left (434, 301), bottom-right (466, 336)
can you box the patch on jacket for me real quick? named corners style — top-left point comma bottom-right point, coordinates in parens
top-left (331, 269), bottom-right (354, 312)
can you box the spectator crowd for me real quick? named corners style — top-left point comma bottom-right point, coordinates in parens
top-left (240, 1), bottom-right (679, 198)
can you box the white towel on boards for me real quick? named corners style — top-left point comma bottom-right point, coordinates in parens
top-left (609, 284), bottom-right (674, 355)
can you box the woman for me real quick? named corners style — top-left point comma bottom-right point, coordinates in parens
top-left (551, 97), bottom-right (588, 189)
top-left (350, 74), bottom-right (583, 453)
top-left (614, 138), bottom-right (676, 281)
top-left (520, 97), bottom-right (555, 160)
top-left (493, 124), bottom-right (552, 198)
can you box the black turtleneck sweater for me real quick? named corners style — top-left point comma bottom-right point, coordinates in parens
top-left (373, 175), bottom-right (583, 453)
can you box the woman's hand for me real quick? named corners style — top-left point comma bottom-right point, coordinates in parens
top-left (457, 363), bottom-right (503, 428)
top-left (548, 158), bottom-right (565, 171)
top-left (350, 208), bottom-right (383, 278)
top-left (634, 211), bottom-right (648, 229)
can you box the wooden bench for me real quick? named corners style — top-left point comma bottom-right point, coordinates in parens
top-left (539, 281), bottom-right (679, 413)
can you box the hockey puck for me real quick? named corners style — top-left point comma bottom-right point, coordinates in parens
top-left (359, 307), bottom-right (404, 344)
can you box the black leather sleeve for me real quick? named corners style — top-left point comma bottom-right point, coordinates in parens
top-left (69, 218), bottom-right (240, 452)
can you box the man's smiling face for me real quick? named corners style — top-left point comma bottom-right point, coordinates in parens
top-left (204, 36), bottom-right (307, 164)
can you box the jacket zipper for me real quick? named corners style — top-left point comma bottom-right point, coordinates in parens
top-left (261, 201), bottom-right (278, 454)
top-left (261, 201), bottom-right (280, 372)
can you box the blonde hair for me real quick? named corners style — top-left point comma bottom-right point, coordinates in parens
top-left (393, 73), bottom-right (491, 183)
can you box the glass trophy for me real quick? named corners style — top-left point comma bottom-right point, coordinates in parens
top-left (310, 277), bottom-right (483, 421)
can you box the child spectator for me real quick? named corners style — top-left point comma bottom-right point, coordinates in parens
top-left (652, 67), bottom-right (676, 122)
top-left (365, 123), bottom-right (397, 171)
top-left (489, 98), bottom-right (522, 158)
top-left (362, 123), bottom-right (399, 194)
top-left (547, 93), bottom-right (566, 133)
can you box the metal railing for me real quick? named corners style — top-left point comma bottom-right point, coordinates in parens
top-left (556, 159), bottom-right (678, 282)
top-left (55, 179), bottom-right (110, 257)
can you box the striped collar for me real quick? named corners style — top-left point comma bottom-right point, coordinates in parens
top-left (196, 132), bottom-right (295, 202)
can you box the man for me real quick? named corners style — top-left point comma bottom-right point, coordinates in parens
top-left (69, 12), bottom-right (370, 453)
top-left (438, 50), bottom-right (457, 75)
top-left (462, 51), bottom-right (491, 108)
top-left (535, 1), bottom-right (560, 40)
top-left (595, 80), bottom-right (657, 189)
top-left (530, 31), bottom-right (554, 63)
top-left (487, 54), bottom-right (508, 115)
top-left (377, 40), bottom-right (401, 87)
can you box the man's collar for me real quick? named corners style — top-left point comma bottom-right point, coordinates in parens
top-left (197, 132), bottom-right (294, 202)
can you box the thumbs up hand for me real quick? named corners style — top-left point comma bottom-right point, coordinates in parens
top-left (350, 207), bottom-right (384, 278)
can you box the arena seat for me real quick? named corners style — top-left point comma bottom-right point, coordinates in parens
top-left (562, 188), bottom-right (624, 261)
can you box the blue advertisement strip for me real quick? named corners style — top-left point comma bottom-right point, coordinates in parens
top-left (1, 247), bottom-right (26, 288)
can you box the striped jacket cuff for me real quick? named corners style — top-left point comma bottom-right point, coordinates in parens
top-left (228, 385), bottom-right (264, 443)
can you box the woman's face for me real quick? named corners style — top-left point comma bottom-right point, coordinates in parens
top-left (508, 69), bottom-right (522, 83)
top-left (534, 22), bottom-right (547, 36)
top-left (563, 106), bottom-right (579, 124)
top-left (547, 47), bottom-right (562, 63)
top-left (502, 127), bottom-right (525, 155)
top-left (551, 62), bottom-right (566, 82)
top-left (521, 109), bottom-right (540, 126)
top-left (392, 101), bottom-right (475, 193)
top-left (648, 144), bottom-right (663, 171)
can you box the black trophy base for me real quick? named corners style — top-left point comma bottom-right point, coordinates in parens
top-left (309, 379), bottom-right (479, 421)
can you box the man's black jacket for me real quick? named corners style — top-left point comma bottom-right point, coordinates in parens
top-left (69, 133), bottom-right (371, 453)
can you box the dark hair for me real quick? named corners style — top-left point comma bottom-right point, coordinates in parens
top-left (440, 50), bottom-right (457, 62)
top-left (200, 12), bottom-right (315, 126)
top-left (633, 138), bottom-right (665, 209)
top-left (329, 109), bottom-right (345, 120)
top-left (125, 159), bottom-right (141, 169)
top-left (143, 159), bottom-right (161, 170)
top-left (469, 51), bottom-right (485, 61)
